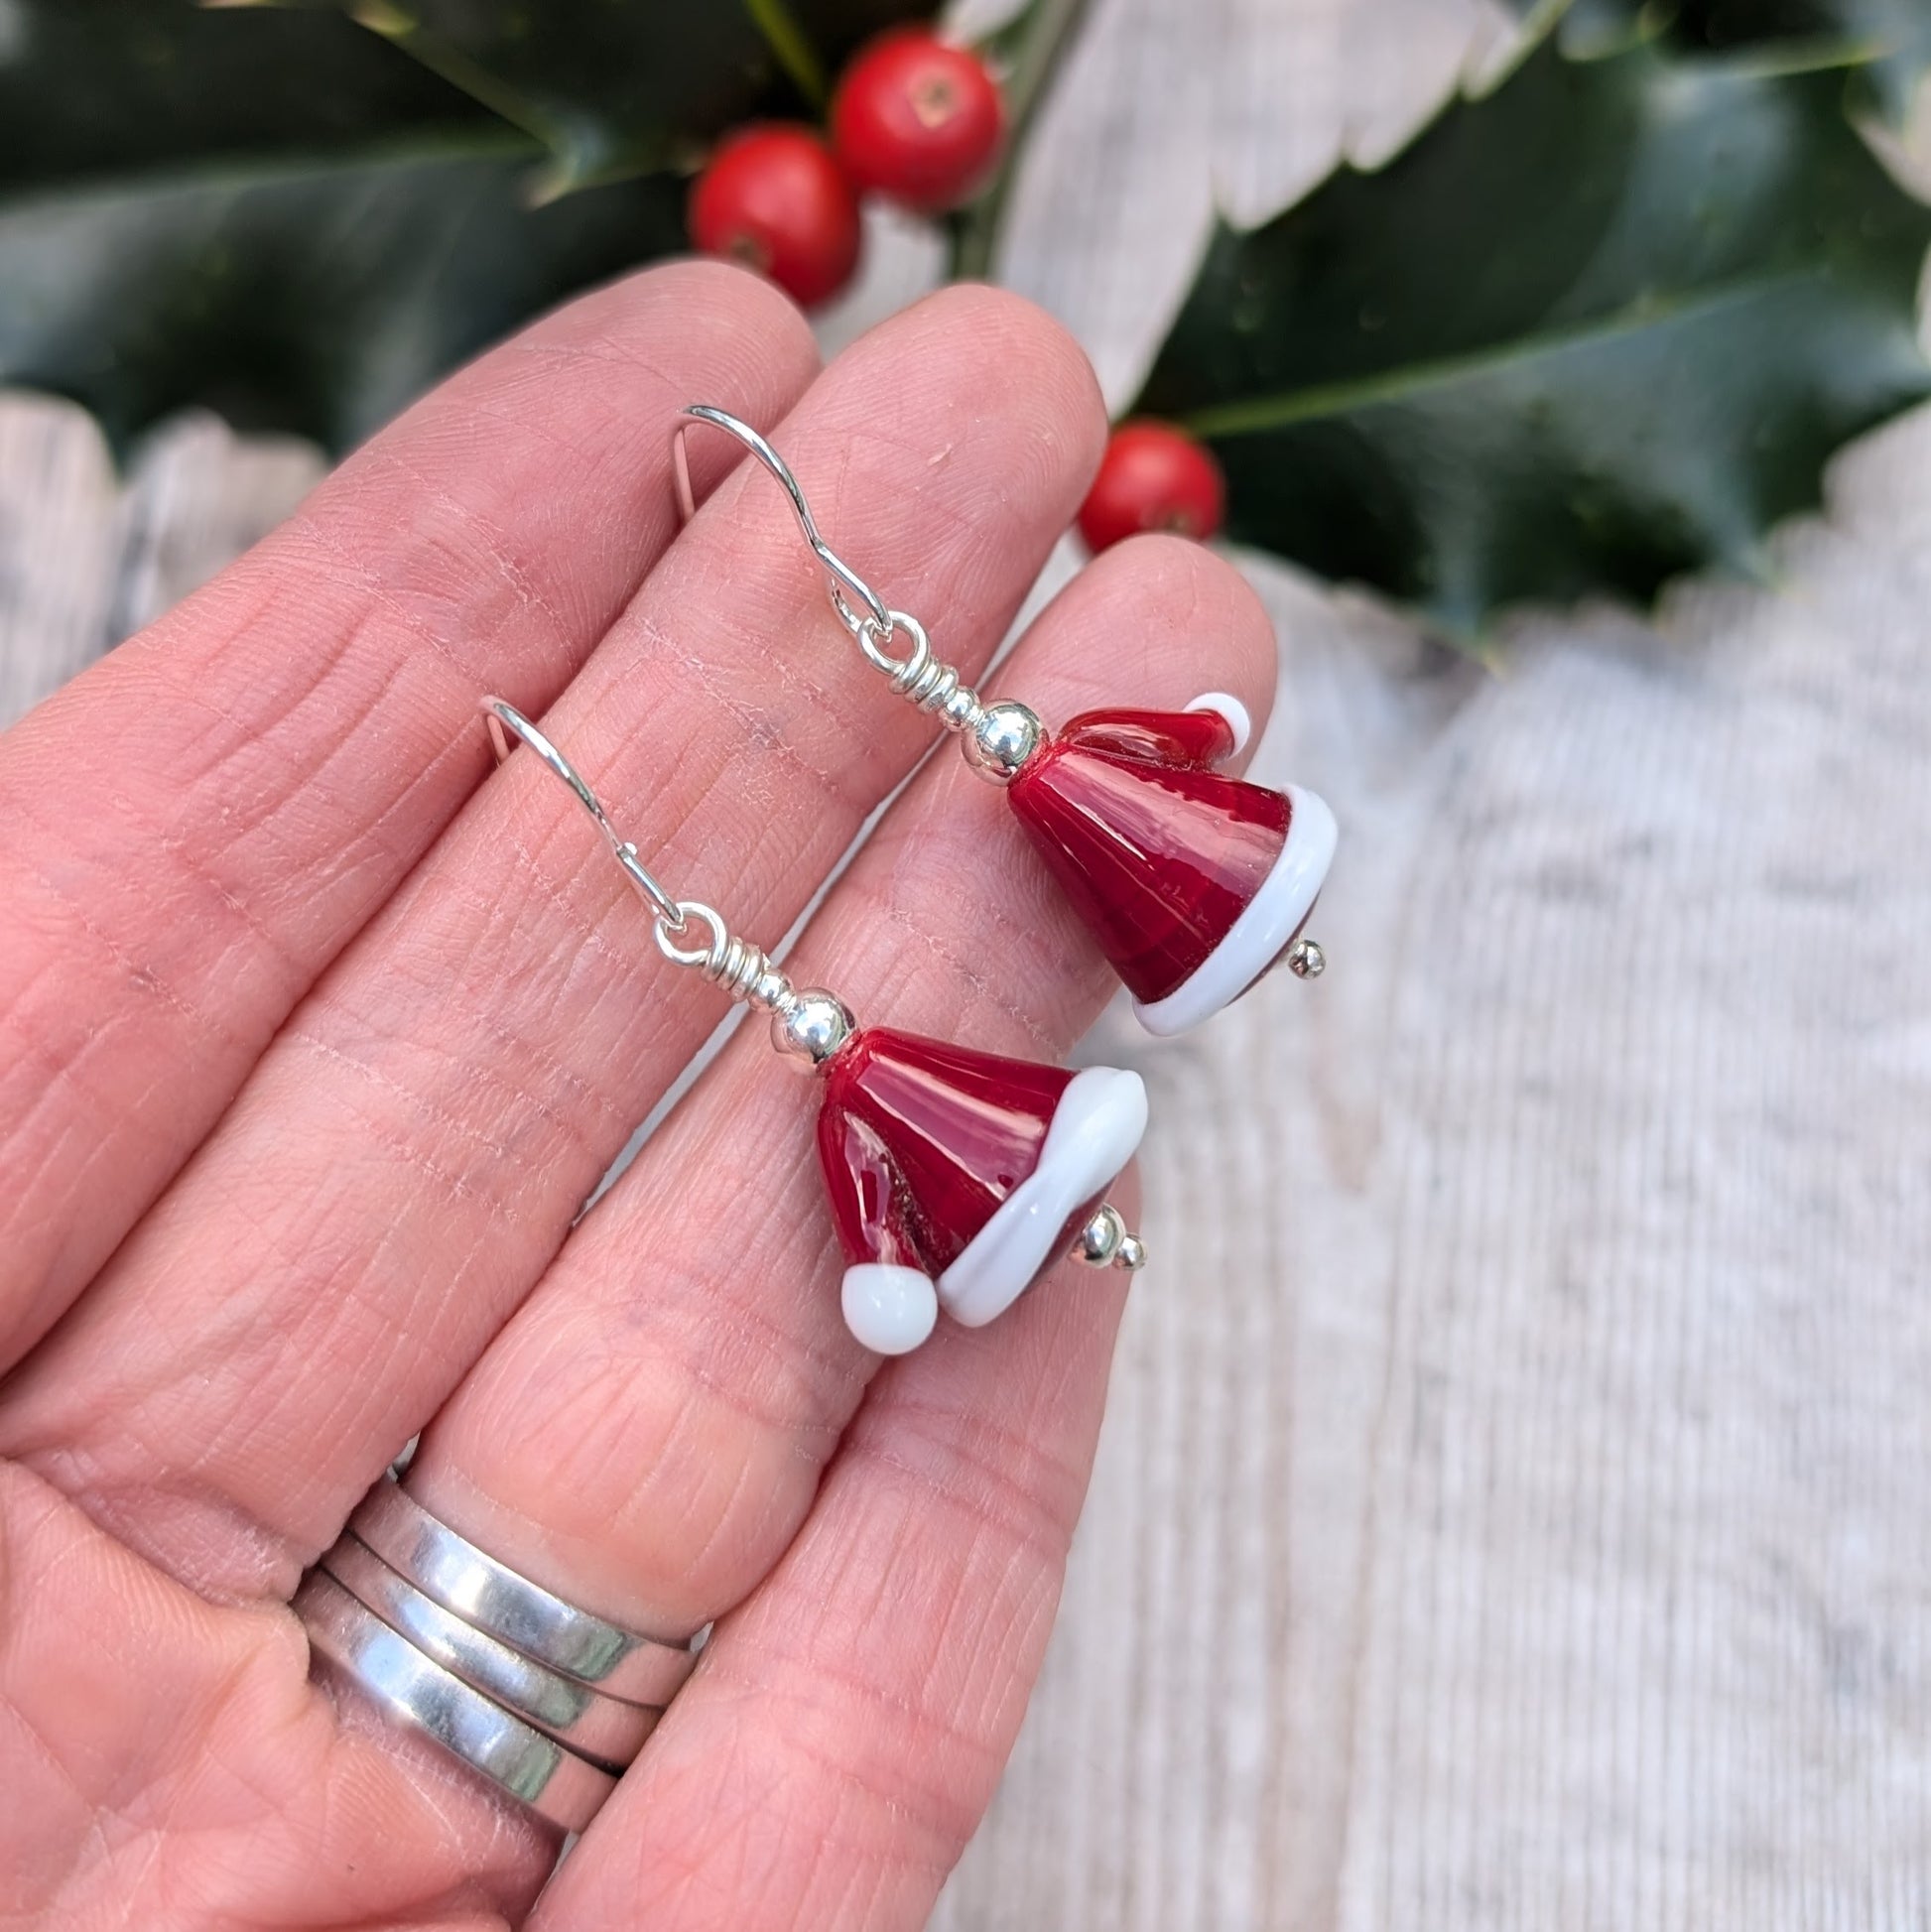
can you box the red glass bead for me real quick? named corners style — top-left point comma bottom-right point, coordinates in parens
top-left (1008, 708), bottom-right (1293, 1004)
top-left (816, 1027), bottom-right (1087, 1276)
top-left (1056, 705), bottom-right (1236, 770)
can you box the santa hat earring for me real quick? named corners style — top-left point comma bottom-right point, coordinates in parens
top-left (480, 699), bottom-right (1148, 1357)
top-left (672, 406), bottom-right (1338, 1036)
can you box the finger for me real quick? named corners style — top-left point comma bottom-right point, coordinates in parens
top-left (402, 534), bottom-right (1277, 1646)
top-left (532, 1183), bottom-right (1137, 1932)
top-left (0, 1461), bottom-right (554, 1926)
top-left (0, 288), bottom-right (1109, 1601)
top-left (0, 261), bottom-right (819, 1370)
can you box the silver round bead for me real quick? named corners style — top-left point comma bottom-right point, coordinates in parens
top-left (1115, 1232), bottom-right (1148, 1272)
top-left (962, 701), bottom-right (1044, 785)
top-left (1076, 1204), bottom-right (1125, 1266)
top-left (773, 989), bottom-right (854, 1067)
top-left (1286, 938), bottom-right (1326, 980)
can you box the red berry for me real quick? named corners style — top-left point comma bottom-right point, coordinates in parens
top-left (1078, 422), bottom-right (1226, 553)
top-left (832, 30), bottom-right (1004, 213)
top-left (689, 124), bottom-right (861, 309)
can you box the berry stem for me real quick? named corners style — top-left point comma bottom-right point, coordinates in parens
top-left (947, 0), bottom-right (1093, 282)
top-left (741, 0), bottom-right (830, 113)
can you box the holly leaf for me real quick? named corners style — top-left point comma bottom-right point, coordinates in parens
top-left (1532, 0), bottom-right (1931, 120)
top-left (0, 2), bottom-right (495, 194)
top-left (0, 0), bottom-right (935, 454)
top-left (308, 0), bottom-right (943, 194)
top-left (0, 153), bottom-right (686, 453)
top-left (1133, 38), bottom-right (1931, 639)
top-left (1667, 0), bottom-right (1929, 52)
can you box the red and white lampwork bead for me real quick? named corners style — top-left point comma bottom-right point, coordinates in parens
top-left (996, 694), bottom-right (1337, 1034)
top-left (819, 1025), bottom-right (1147, 1352)
top-left (673, 405), bottom-right (1339, 1035)
top-left (760, 993), bottom-right (1148, 1355)
top-left (482, 699), bottom-right (1148, 1359)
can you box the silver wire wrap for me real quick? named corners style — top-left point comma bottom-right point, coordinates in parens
top-left (654, 900), bottom-right (798, 1019)
top-left (858, 609), bottom-right (976, 722)
top-left (673, 405), bottom-right (987, 742)
top-left (481, 697), bottom-right (803, 1024)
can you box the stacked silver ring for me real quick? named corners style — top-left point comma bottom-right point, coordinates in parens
top-left (295, 1475), bottom-right (698, 1831)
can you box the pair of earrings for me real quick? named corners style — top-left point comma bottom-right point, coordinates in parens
top-left (485, 408), bottom-right (1338, 1357)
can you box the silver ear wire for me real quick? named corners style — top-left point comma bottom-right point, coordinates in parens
top-left (673, 405), bottom-right (892, 638)
top-left (479, 696), bottom-right (853, 1065)
top-left (672, 405), bottom-right (1030, 773)
top-left (482, 697), bottom-right (690, 933)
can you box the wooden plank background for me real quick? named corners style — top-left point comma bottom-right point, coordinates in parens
top-left (6, 0), bottom-right (1930, 1924)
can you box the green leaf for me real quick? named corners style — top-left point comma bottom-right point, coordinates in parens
top-left (1132, 38), bottom-right (1931, 639)
top-left (1679, 2), bottom-right (1930, 121)
top-left (0, 152), bottom-right (686, 453)
top-left (1666, 0), bottom-right (1928, 53)
top-left (1529, 0), bottom-right (1931, 120)
top-left (312, 0), bottom-right (944, 193)
top-left (0, 0), bottom-right (937, 452)
top-left (0, 2), bottom-right (494, 195)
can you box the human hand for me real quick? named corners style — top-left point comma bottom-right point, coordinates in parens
top-left (0, 265), bottom-right (1277, 1930)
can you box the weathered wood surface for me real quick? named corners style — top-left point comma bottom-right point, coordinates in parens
top-left (6, 0), bottom-right (1930, 1924)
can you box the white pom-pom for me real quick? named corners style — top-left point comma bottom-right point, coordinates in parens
top-left (841, 1264), bottom-right (939, 1355)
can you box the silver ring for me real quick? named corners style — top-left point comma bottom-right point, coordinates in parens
top-left (349, 1478), bottom-right (699, 1706)
top-left (296, 1572), bottom-right (616, 1833)
top-left (321, 1536), bottom-right (661, 1768)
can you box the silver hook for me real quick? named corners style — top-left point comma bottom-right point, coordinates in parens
top-left (672, 403), bottom-right (997, 729)
top-left (480, 697), bottom-right (689, 934)
top-left (479, 696), bottom-right (837, 1032)
top-left (673, 404), bottom-right (894, 639)
top-left (478, 702), bottom-right (1144, 1270)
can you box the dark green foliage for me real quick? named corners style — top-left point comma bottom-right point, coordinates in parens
top-left (304, 0), bottom-right (944, 192)
top-left (0, 3), bottom-right (494, 195)
top-left (0, 151), bottom-right (686, 451)
top-left (1544, 0), bottom-right (1931, 120)
top-left (1133, 38), bottom-right (1931, 636)
top-left (0, 0), bottom-right (938, 453)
